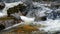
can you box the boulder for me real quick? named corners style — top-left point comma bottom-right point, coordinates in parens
top-left (0, 2), bottom-right (5, 10)
top-left (7, 4), bottom-right (26, 16)
top-left (0, 24), bottom-right (5, 31)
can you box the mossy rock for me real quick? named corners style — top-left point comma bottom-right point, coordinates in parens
top-left (7, 4), bottom-right (26, 16)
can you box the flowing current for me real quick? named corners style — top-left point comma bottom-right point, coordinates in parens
top-left (0, 0), bottom-right (60, 34)
top-left (26, 2), bottom-right (60, 33)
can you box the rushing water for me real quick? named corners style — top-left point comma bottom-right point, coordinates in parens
top-left (1, 0), bottom-right (60, 34)
top-left (25, 1), bottom-right (60, 34)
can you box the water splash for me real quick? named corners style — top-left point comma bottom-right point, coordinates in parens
top-left (0, 0), bottom-right (60, 34)
top-left (25, 1), bottom-right (60, 34)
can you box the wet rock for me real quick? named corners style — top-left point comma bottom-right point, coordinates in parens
top-left (53, 31), bottom-right (60, 34)
top-left (0, 16), bottom-right (22, 27)
top-left (35, 16), bottom-right (47, 21)
top-left (7, 4), bottom-right (26, 17)
top-left (0, 24), bottom-right (5, 31)
top-left (15, 25), bottom-right (39, 34)
top-left (40, 16), bottom-right (47, 21)
top-left (0, 2), bottom-right (5, 10)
